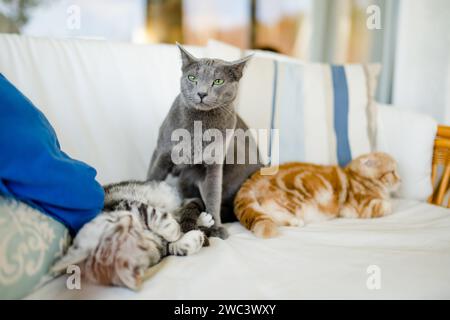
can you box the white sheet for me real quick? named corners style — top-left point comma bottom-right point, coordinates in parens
top-left (27, 199), bottom-right (450, 299)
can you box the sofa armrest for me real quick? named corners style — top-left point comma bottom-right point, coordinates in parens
top-left (375, 103), bottom-right (437, 201)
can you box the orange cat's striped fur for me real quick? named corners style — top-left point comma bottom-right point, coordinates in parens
top-left (234, 152), bottom-right (401, 238)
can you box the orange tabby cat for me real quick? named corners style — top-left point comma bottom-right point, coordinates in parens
top-left (234, 152), bottom-right (401, 238)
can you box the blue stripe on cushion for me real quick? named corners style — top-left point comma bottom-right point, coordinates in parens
top-left (331, 65), bottom-right (352, 166)
top-left (277, 63), bottom-right (305, 163)
top-left (268, 60), bottom-right (278, 165)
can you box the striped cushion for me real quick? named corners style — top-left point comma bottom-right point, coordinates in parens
top-left (237, 58), bottom-right (380, 167)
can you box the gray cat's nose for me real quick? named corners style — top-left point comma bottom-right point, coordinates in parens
top-left (197, 92), bottom-right (208, 100)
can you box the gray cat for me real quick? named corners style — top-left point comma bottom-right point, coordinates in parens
top-left (147, 44), bottom-right (262, 239)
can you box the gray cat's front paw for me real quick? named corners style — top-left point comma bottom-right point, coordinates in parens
top-left (208, 225), bottom-right (228, 239)
top-left (197, 212), bottom-right (214, 228)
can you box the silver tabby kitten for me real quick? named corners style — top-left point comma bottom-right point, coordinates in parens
top-left (52, 180), bottom-right (213, 290)
top-left (147, 44), bottom-right (263, 239)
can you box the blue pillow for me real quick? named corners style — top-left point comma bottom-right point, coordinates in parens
top-left (0, 74), bottom-right (104, 234)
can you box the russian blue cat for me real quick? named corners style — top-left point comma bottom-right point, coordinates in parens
top-left (147, 44), bottom-right (262, 239)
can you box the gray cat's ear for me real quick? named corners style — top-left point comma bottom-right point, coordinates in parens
top-left (227, 54), bottom-right (253, 81)
top-left (176, 42), bottom-right (198, 70)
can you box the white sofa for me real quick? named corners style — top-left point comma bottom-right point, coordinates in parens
top-left (1, 34), bottom-right (450, 299)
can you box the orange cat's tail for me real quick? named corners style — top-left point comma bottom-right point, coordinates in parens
top-left (234, 178), bottom-right (278, 239)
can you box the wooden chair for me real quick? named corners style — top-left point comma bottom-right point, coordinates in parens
top-left (429, 125), bottom-right (450, 207)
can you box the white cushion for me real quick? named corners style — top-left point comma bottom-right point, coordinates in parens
top-left (0, 34), bottom-right (205, 184)
top-left (0, 35), bottom-right (437, 202)
top-left (207, 39), bottom-right (305, 64)
top-left (207, 40), bottom-right (380, 167)
top-left (376, 104), bottom-right (437, 200)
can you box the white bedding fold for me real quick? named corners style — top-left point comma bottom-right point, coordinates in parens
top-left (27, 199), bottom-right (450, 299)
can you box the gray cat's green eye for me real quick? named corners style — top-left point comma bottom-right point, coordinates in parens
top-left (188, 75), bottom-right (197, 82)
top-left (213, 79), bottom-right (224, 86)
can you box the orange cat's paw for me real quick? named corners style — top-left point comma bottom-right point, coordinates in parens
top-left (289, 217), bottom-right (305, 227)
top-left (252, 220), bottom-right (278, 239)
top-left (371, 199), bottom-right (392, 218)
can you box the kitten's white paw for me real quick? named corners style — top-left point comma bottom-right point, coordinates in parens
top-left (197, 212), bottom-right (214, 228)
top-left (168, 230), bottom-right (205, 256)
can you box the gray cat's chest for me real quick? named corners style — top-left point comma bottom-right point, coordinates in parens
top-left (165, 100), bottom-right (236, 164)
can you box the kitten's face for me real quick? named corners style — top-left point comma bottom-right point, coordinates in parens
top-left (348, 152), bottom-right (401, 192)
top-left (177, 43), bottom-right (251, 111)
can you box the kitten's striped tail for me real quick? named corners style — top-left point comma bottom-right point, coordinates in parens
top-left (234, 178), bottom-right (278, 239)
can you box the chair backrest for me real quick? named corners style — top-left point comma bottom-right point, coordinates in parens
top-left (429, 125), bottom-right (450, 207)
